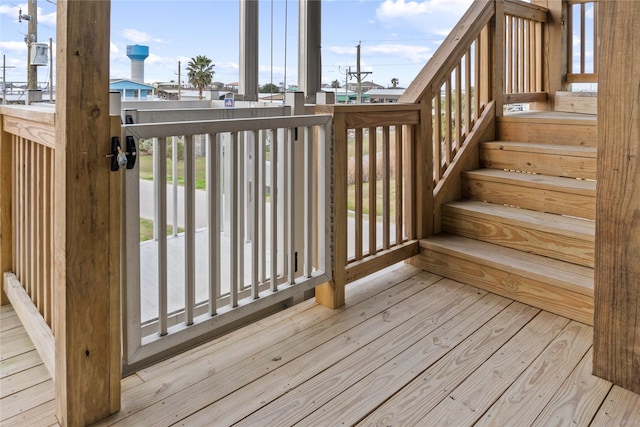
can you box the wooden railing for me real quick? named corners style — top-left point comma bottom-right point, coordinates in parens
top-left (502, 1), bottom-right (547, 103)
top-left (315, 104), bottom-right (429, 291)
top-left (0, 105), bottom-right (56, 379)
top-left (567, 0), bottom-right (598, 83)
top-left (120, 114), bottom-right (333, 372)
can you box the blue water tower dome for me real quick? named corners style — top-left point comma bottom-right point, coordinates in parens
top-left (126, 45), bottom-right (149, 82)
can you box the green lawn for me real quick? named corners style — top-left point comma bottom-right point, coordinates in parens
top-left (140, 218), bottom-right (184, 242)
top-left (347, 178), bottom-right (398, 218)
top-left (138, 155), bottom-right (207, 189)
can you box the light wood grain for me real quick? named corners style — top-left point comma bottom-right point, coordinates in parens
top-left (417, 233), bottom-right (594, 324)
top-left (463, 169), bottom-right (596, 220)
top-left (591, 386), bottom-right (640, 427)
top-left (53, 2), bottom-right (118, 424)
top-left (593, 0), bottom-right (640, 395)
top-left (480, 141), bottom-right (597, 180)
top-left (532, 351), bottom-right (612, 427)
top-left (497, 113), bottom-right (597, 147)
top-left (0, 116), bottom-right (12, 306)
top-left (475, 321), bottom-right (593, 426)
top-left (443, 200), bottom-right (595, 267)
top-left (413, 311), bottom-right (570, 426)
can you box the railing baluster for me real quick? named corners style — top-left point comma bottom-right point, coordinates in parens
top-left (382, 127), bottom-right (390, 250)
top-left (304, 126), bottom-right (313, 278)
top-left (368, 127), bottom-right (377, 256)
top-left (395, 126), bottom-right (403, 245)
top-left (270, 129), bottom-right (278, 292)
top-left (433, 91), bottom-right (442, 183)
top-left (230, 132), bottom-right (239, 307)
top-left (445, 76), bottom-right (452, 168)
top-left (238, 132), bottom-right (245, 291)
top-left (474, 35), bottom-right (481, 123)
top-left (259, 131), bottom-right (267, 285)
top-left (252, 130), bottom-right (260, 298)
top-left (208, 133), bottom-right (221, 315)
top-left (185, 135), bottom-right (196, 325)
top-left (465, 48), bottom-right (472, 137)
top-left (287, 128), bottom-right (295, 285)
top-left (155, 136), bottom-right (168, 336)
top-left (580, 2), bottom-right (586, 74)
top-left (519, 17), bottom-right (525, 93)
top-left (355, 129), bottom-right (363, 260)
top-left (455, 63), bottom-right (462, 153)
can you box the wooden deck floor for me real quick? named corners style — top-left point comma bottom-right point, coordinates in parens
top-left (2, 263), bottom-right (639, 426)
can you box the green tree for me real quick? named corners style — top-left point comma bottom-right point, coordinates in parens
top-left (259, 83), bottom-right (280, 93)
top-left (186, 55), bottom-right (215, 100)
top-left (331, 79), bottom-right (341, 88)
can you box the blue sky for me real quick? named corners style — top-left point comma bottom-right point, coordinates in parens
top-left (1, 0), bottom-right (476, 89)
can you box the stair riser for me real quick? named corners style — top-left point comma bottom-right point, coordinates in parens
top-left (480, 149), bottom-right (596, 180)
top-left (409, 250), bottom-right (593, 325)
top-left (497, 122), bottom-right (596, 147)
top-left (462, 179), bottom-right (596, 220)
top-left (442, 210), bottom-right (594, 268)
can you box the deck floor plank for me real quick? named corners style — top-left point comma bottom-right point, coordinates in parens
top-left (357, 301), bottom-right (540, 426)
top-left (229, 280), bottom-right (489, 426)
top-left (531, 351), bottom-right (613, 427)
top-left (475, 321), bottom-right (594, 426)
top-left (411, 311), bottom-right (571, 426)
top-left (299, 293), bottom-right (517, 426)
top-left (108, 272), bottom-right (447, 426)
top-left (3, 263), bottom-right (639, 427)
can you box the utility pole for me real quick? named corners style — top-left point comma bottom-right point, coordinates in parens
top-left (347, 42), bottom-right (371, 104)
top-left (178, 61), bottom-right (181, 100)
top-left (27, 0), bottom-right (38, 92)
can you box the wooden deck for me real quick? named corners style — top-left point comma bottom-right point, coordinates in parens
top-left (2, 263), bottom-right (639, 426)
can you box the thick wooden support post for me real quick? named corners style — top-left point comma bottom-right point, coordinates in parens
top-left (316, 110), bottom-right (346, 309)
top-left (593, 1), bottom-right (640, 395)
top-left (0, 113), bottom-right (12, 305)
top-left (54, 1), bottom-right (120, 425)
top-left (492, 0), bottom-right (505, 116)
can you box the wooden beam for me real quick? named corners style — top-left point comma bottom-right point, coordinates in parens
top-left (593, 0), bottom-right (640, 395)
top-left (0, 112), bottom-right (12, 305)
top-left (54, 1), bottom-right (120, 425)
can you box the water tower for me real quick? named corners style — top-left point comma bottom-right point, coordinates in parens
top-left (126, 44), bottom-right (149, 82)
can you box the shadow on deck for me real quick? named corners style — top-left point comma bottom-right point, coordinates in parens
top-left (2, 263), bottom-right (639, 426)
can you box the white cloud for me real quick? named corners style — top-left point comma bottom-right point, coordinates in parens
top-left (375, 0), bottom-right (473, 33)
top-left (327, 42), bottom-right (432, 64)
top-left (0, 40), bottom-right (28, 52)
top-left (111, 42), bottom-right (119, 55)
top-left (121, 28), bottom-right (162, 44)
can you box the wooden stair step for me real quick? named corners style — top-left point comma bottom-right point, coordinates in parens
top-left (462, 169), bottom-right (596, 220)
top-left (480, 141), bottom-right (596, 180)
top-left (442, 200), bottom-right (595, 267)
top-left (554, 91), bottom-right (597, 115)
top-left (412, 233), bottom-right (594, 325)
top-left (497, 112), bottom-right (597, 147)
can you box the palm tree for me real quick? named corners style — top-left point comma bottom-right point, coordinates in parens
top-left (331, 79), bottom-right (341, 88)
top-left (391, 78), bottom-right (399, 88)
top-left (187, 55), bottom-right (215, 100)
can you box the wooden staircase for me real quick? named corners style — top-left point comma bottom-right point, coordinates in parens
top-left (412, 110), bottom-right (597, 325)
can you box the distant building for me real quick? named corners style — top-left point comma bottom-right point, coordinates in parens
top-left (110, 79), bottom-right (155, 100)
top-left (366, 88), bottom-right (406, 103)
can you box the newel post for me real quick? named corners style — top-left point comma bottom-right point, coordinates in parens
top-left (0, 111), bottom-right (12, 306)
top-left (593, 0), bottom-right (640, 395)
top-left (314, 106), bottom-right (346, 309)
top-left (54, 1), bottom-right (120, 425)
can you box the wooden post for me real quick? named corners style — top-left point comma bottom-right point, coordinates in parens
top-left (54, 1), bottom-right (120, 425)
top-left (315, 108), bottom-right (346, 309)
top-left (593, 0), bottom-right (640, 395)
top-left (0, 111), bottom-right (12, 305)
top-left (492, 0), bottom-right (505, 116)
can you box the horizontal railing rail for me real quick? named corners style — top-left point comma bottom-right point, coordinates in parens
top-left (567, 0), bottom-right (598, 83)
top-left (0, 105), bottom-right (56, 379)
top-left (121, 113), bottom-right (333, 372)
